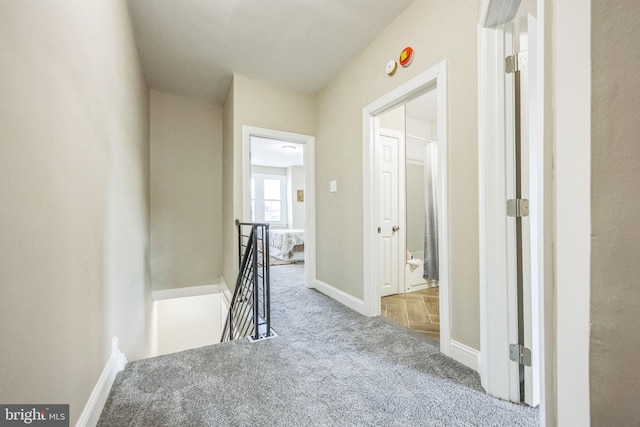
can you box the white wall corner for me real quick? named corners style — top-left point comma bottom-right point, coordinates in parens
top-left (219, 275), bottom-right (232, 307)
top-left (115, 341), bottom-right (128, 372)
top-left (450, 340), bottom-right (480, 372)
top-left (76, 337), bottom-right (127, 427)
top-left (313, 280), bottom-right (367, 316)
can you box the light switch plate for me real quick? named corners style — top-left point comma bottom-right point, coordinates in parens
top-left (330, 180), bottom-right (337, 193)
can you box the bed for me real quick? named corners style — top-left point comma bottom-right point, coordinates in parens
top-left (269, 229), bottom-right (304, 262)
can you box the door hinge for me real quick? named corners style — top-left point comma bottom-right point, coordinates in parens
top-left (509, 343), bottom-right (532, 366)
top-left (505, 51), bottom-right (528, 73)
top-left (506, 198), bottom-right (529, 218)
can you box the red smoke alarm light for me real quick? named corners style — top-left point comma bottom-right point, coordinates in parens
top-left (399, 47), bottom-right (414, 67)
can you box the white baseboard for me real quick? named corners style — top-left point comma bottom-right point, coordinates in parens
top-left (313, 280), bottom-right (366, 315)
top-left (76, 337), bottom-right (127, 427)
top-left (450, 339), bottom-right (480, 372)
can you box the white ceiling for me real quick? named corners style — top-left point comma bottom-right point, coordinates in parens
top-left (251, 136), bottom-right (303, 168)
top-left (127, 0), bottom-right (416, 106)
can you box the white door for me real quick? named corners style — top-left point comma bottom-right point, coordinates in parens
top-left (518, 14), bottom-right (540, 407)
top-left (478, 9), bottom-right (543, 407)
top-left (376, 129), bottom-right (402, 297)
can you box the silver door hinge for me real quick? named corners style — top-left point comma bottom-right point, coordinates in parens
top-left (509, 343), bottom-right (532, 367)
top-left (505, 51), bottom-right (528, 73)
top-left (507, 198), bottom-right (529, 218)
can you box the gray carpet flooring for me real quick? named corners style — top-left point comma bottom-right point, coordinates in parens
top-left (99, 264), bottom-right (539, 426)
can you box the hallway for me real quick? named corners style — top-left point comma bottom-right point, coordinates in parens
top-left (99, 264), bottom-right (538, 426)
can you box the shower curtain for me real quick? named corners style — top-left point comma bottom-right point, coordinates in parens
top-left (423, 141), bottom-right (439, 281)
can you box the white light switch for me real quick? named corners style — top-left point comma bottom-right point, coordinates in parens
top-left (330, 180), bottom-right (337, 193)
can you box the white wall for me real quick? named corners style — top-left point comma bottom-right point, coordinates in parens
top-left (0, 1), bottom-right (150, 424)
top-left (288, 166), bottom-right (305, 229)
top-left (315, 0), bottom-right (480, 348)
top-left (155, 294), bottom-right (224, 356)
top-left (405, 161), bottom-right (425, 256)
top-left (252, 166), bottom-right (287, 176)
top-left (406, 118), bottom-right (435, 142)
top-left (150, 90), bottom-right (223, 291)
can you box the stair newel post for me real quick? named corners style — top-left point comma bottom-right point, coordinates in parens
top-left (251, 224), bottom-right (260, 341)
top-left (264, 224), bottom-right (271, 337)
top-left (236, 219), bottom-right (242, 269)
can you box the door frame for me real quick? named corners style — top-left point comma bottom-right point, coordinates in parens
top-left (362, 60), bottom-right (451, 357)
top-left (242, 125), bottom-right (316, 289)
top-left (478, 20), bottom-right (520, 402)
top-left (477, 0), bottom-right (548, 420)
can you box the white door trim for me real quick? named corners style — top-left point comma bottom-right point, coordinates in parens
top-left (519, 14), bottom-right (541, 407)
top-left (363, 61), bottom-right (451, 357)
top-left (554, 0), bottom-right (591, 424)
top-left (478, 0), bottom-right (549, 423)
top-left (478, 21), bottom-right (520, 402)
top-left (242, 126), bottom-right (316, 289)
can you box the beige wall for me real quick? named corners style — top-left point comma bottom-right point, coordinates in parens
top-left (222, 75), bottom-right (315, 286)
top-left (315, 0), bottom-right (480, 348)
top-left (150, 90), bottom-right (222, 290)
top-left (0, 1), bottom-right (150, 424)
top-left (379, 104), bottom-right (405, 132)
top-left (590, 0), bottom-right (640, 423)
top-left (222, 82), bottom-right (235, 289)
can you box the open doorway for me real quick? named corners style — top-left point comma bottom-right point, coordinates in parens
top-left (242, 126), bottom-right (316, 289)
top-left (377, 90), bottom-right (441, 342)
top-left (363, 61), bottom-right (452, 358)
top-left (377, 88), bottom-right (440, 341)
top-left (250, 136), bottom-right (305, 269)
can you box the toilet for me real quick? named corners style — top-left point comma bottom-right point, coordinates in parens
top-left (405, 250), bottom-right (437, 291)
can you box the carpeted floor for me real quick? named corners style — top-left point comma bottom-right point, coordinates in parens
top-left (98, 264), bottom-right (539, 426)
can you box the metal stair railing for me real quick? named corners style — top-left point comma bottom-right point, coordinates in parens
top-left (220, 221), bottom-right (273, 342)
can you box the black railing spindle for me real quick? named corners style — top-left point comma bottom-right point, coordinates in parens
top-left (221, 221), bottom-right (274, 342)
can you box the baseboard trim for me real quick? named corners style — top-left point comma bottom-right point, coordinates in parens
top-left (450, 339), bottom-right (480, 372)
top-left (76, 337), bottom-right (127, 427)
top-left (313, 280), bottom-right (366, 315)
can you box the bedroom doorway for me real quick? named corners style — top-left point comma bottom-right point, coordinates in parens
top-left (242, 126), bottom-right (316, 289)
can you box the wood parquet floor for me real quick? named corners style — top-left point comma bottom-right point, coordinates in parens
top-left (381, 287), bottom-right (440, 341)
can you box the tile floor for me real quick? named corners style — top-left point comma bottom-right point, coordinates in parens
top-left (381, 286), bottom-right (440, 341)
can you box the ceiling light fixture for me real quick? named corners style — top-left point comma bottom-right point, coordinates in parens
top-left (281, 145), bottom-right (296, 154)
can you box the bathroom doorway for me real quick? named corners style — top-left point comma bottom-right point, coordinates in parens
top-left (377, 89), bottom-right (441, 342)
top-left (363, 61), bottom-right (450, 355)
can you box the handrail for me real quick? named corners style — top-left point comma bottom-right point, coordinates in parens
top-left (221, 221), bottom-right (273, 342)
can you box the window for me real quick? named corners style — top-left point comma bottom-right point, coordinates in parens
top-left (251, 173), bottom-right (288, 226)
